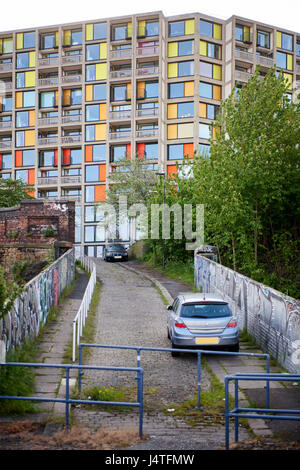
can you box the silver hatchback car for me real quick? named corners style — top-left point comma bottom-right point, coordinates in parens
top-left (167, 292), bottom-right (239, 356)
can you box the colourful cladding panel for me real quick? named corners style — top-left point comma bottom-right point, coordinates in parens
top-left (126, 143), bottom-right (131, 159)
top-left (95, 185), bottom-right (106, 201)
top-left (213, 64), bottom-right (222, 80)
top-left (184, 143), bottom-right (193, 158)
top-left (95, 123), bottom-right (106, 141)
top-left (137, 81), bottom-right (145, 99)
top-left (168, 103), bottom-right (177, 119)
top-left (99, 103), bottom-right (106, 120)
top-left (138, 21), bottom-right (146, 37)
top-left (86, 84), bottom-right (93, 101)
top-left (54, 149), bottom-right (58, 166)
top-left (64, 30), bottom-right (71, 45)
top-left (168, 62), bottom-right (178, 78)
top-left (184, 81), bottom-right (194, 96)
top-left (85, 145), bottom-right (93, 162)
top-left (28, 169), bottom-right (35, 185)
top-left (25, 71), bottom-right (35, 87)
top-left (28, 110), bottom-right (35, 126)
top-left (63, 148), bottom-right (71, 165)
top-left (99, 42), bottom-right (107, 59)
top-left (126, 83), bottom-right (132, 100)
top-left (200, 40), bottom-right (207, 56)
top-left (15, 150), bottom-right (23, 167)
top-left (16, 33), bottom-right (23, 49)
top-left (86, 24), bottom-right (93, 41)
top-left (96, 63), bottom-right (107, 80)
top-left (137, 143), bottom-right (145, 158)
top-left (178, 123), bottom-right (193, 138)
top-left (287, 54), bottom-right (293, 70)
top-left (167, 165), bottom-right (177, 177)
top-left (213, 85), bottom-right (221, 100)
top-left (99, 164), bottom-right (106, 182)
top-left (168, 42), bottom-right (178, 57)
top-left (24, 130), bottom-right (35, 146)
top-left (29, 51), bottom-right (36, 68)
top-left (127, 23), bottom-right (132, 39)
top-left (168, 124), bottom-right (177, 139)
top-left (213, 24), bottom-right (222, 40)
top-left (64, 89), bottom-right (71, 105)
top-left (185, 19), bottom-right (195, 35)
top-left (276, 31), bottom-right (282, 48)
top-left (199, 102), bottom-right (206, 118)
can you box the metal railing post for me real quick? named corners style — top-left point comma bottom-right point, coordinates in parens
top-left (65, 367), bottom-right (70, 428)
top-left (197, 352), bottom-right (202, 410)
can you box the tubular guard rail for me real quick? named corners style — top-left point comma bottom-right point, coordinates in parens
top-left (72, 256), bottom-right (97, 362)
top-left (78, 343), bottom-right (271, 410)
top-left (0, 362), bottom-right (144, 437)
top-left (225, 373), bottom-right (300, 450)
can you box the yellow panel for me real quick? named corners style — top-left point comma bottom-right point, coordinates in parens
top-left (64, 30), bottom-right (71, 46)
top-left (213, 85), bottom-right (221, 100)
top-left (283, 73), bottom-right (293, 90)
top-left (168, 62), bottom-right (178, 78)
top-left (287, 54), bottom-right (293, 71)
top-left (212, 126), bottom-right (220, 141)
top-left (25, 71), bottom-right (35, 88)
top-left (55, 90), bottom-right (59, 106)
top-left (16, 92), bottom-right (23, 108)
top-left (199, 102), bottom-right (207, 118)
top-left (184, 81), bottom-right (194, 96)
top-left (127, 82), bottom-right (132, 100)
top-left (137, 81), bottom-right (145, 99)
top-left (64, 89), bottom-right (71, 105)
top-left (95, 123), bottom-right (106, 141)
top-left (138, 20), bottom-right (146, 37)
top-left (276, 31), bottom-right (282, 48)
top-left (24, 130), bottom-right (35, 147)
top-left (213, 24), bottom-right (222, 40)
top-left (200, 40), bottom-right (207, 56)
top-left (86, 24), bottom-right (93, 41)
top-left (86, 84), bottom-right (93, 101)
top-left (178, 122), bottom-right (193, 139)
top-left (99, 42), bottom-right (107, 60)
top-left (213, 64), bottom-right (222, 80)
top-left (55, 32), bottom-right (59, 47)
top-left (99, 103), bottom-right (106, 120)
top-left (168, 124), bottom-right (177, 139)
top-left (16, 33), bottom-right (23, 50)
top-left (29, 51), bottom-right (36, 68)
top-left (0, 39), bottom-right (2, 55)
top-left (95, 63), bottom-right (107, 80)
top-left (127, 22), bottom-right (132, 39)
top-left (28, 110), bottom-right (35, 127)
top-left (185, 19), bottom-right (195, 35)
top-left (168, 42), bottom-right (178, 57)
top-left (244, 26), bottom-right (250, 43)
top-left (167, 103), bottom-right (177, 119)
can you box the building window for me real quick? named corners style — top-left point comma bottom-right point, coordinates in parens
top-left (86, 43), bottom-right (107, 61)
top-left (15, 149), bottom-right (35, 166)
top-left (15, 130), bottom-right (35, 148)
top-left (39, 150), bottom-right (57, 167)
top-left (111, 83), bottom-right (131, 101)
top-left (86, 63), bottom-right (107, 81)
top-left (85, 184), bottom-right (106, 202)
top-left (137, 81), bottom-right (158, 99)
top-left (16, 51), bottom-right (36, 69)
top-left (199, 62), bottom-right (222, 80)
top-left (111, 23), bottom-right (132, 41)
top-left (138, 20), bottom-right (159, 38)
top-left (168, 40), bottom-right (193, 57)
top-left (40, 32), bottom-right (58, 49)
top-left (62, 148), bottom-right (82, 165)
top-left (257, 30), bottom-right (270, 49)
top-left (169, 19), bottom-right (195, 37)
top-left (167, 143), bottom-right (193, 160)
top-left (85, 163), bottom-right (106, 182)
top-left (199, 102), bottom-right (219, 119)
top-left (64, 29), bottom-right (82, 46)
top-left (168, 81), bottom-right (194, 99)
top-left (200, 20), bottom-right (222, 40)
top-left (277, 31), bottom-right (293, 51)
top-left (39, 90), bottom-right (57, 108)
top-left (276, 51), bottom-right (293, 70)
top-left (86, 103), bottom-right (106, 121)
top-left (17, 32), bottom-right (35, 50)
top-left (16, 110), bottom-right (35, 128)
top-left (110, 144), bottom-right (131, 162)
top-left (168, 60), bottom-right (194, 78)
top-left (86, 83), bottom-right (106, 102)
top-left (85, 144), bottom-right (106, 162)
top-left (200, 41), bottom-right (222, 60)
top-left (86, 22), bottom-right (107, 41)
top-left (1, 96), bottom-right (12, 112)
top-left (198, 143), bottom-right (210, 157)
top-left (1, 153), bottom-right (12, 169)
top-left (16, 71), bottom-right (35, 88)
top-left (168, 102), bottom-right (194, 119)
top-left (0, 37), bottom-right (13, 54)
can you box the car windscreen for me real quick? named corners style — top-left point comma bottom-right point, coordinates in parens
top-left (181, 303), bottom-right (232, 318)
top-left (107, 245), bottom-right (126, 251)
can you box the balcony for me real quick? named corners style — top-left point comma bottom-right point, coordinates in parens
top-left (61, 74), bottom-right (82, 84)
top-left (38, 77), bottom-right (59, 87)
top-left (110, 69), bottom-right (132, 79)
top-left (137, 45), bottom-right (159, 56)
top-left (61, 175), bottom-right (81, 185)
top-left (136, 65), bottom-right (159, 76)
top-left (61, 194), bottom-right (82, 202)
top-left (109, 109), bottom-right (131, 120)
top-left (0, 121), bottom-right (12, 130)
top-left (109, 131), bottom-right (131, 141)
top-left (62, 54), bottom-right (82, 65)
top-left (256, 55), bottom-right (274, 68)
top-left (235, 49), bottom-right (253, 63)
top-left (0, 141), bottom-right (11, 150)
top-left (61, 134), bottom-right (82, 144)
top-left (39, 57), bottom-right (59, 67)
top-left (62, 114), bottom-right (82, 124)
top-left (38, 116), bottom-right (58, 127)
top-left (136, 107), bottom-right (158, 118)
top-left (38, 136), bottom-right (58, 146)
top-left (235, 70), bottom-right (252, 82)
top-left (37, 176), bottom-right (58, 185)
top-left (110, 48), bottom-right (132, 59)
top-left (0, 63), bottom-right (12, 72)
top-left (296, 65), bottom-right (300, 75)
top-left (136, 129), bottom-right (158, 138)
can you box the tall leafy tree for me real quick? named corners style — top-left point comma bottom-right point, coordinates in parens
top-left (0, 178), bottom-right (34, 208)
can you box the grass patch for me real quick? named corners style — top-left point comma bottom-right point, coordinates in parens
top-left (144, 258), bottom-right (196, 290)
top-left (76, 385), bottom-right (135, 413)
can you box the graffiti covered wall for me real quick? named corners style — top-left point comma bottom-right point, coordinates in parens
top-left (194, 253), bottom-right (300, 373)
top-left (0, 248), bottom-right (75, 352)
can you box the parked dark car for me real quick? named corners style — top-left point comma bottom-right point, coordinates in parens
top-left (103, 244), bottom-right (128, 262)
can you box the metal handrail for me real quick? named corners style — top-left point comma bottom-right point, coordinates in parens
top-left (224, 373), bottom-right (300, 450)
top-left (0, 362), bottom-right (144, 436)
top-left (78, 343), bottom-right (271, 410)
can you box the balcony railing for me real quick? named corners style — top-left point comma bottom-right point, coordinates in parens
top-left (62, 114), bottom-right (82, 124)
top-left (61, 175), bottom-right (81, 184)
top-left (0, 62), bottom-right (12, 72)
top-left (256, 55), bottom-right (274, 68)
top-left (109, 110), bottom-right (131, 120)
top-left (235, 49), bottom-right (253, 62)
top-left (136, 129), bottom-right (158, 138)
top-left (136, 66), bottom-right (159, 76)
top-left (296, 65), bottom-right (300, 75)
top-left (110, 69), bottom-right (132, 79)
top-left (38, 77), bottom-right (59, 87)
top-left (109, 131), bottom-right (131, 140)
top-left (61, 135), bottom-right (82, 144)
top-left (136, 107), bottom-right (158, 117)
top-left (62, 54), bottom-right (82, 64)
top-left (137, 45), bottom-right (159, 56)
top-left (37, 177), bottom-right (58, 185)
top-left (39, 57), bottom-right (59, 67)
top-left (0, 141), bottom-right (11, 150)
top-left (61, 194), bottom-right (81, 202)
top-left (235, 70), bottom-right (252, 82)
top-left (38, 136), bottom-right (58, 146)
top-left (61, 74), bottom-right (82, 84)
top-left (0, 121), bottom-right (12, 129)
top-left (110, 48), bottom-right (132, 59)
top-left (38, 116), bottom-right (58, 126)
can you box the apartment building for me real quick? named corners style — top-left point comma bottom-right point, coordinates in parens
top-left (0, 11), bottom-right (299, 257)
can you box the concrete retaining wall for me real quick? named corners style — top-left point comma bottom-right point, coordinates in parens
top-left (194, 253), bottom-right (300, 373)
top-left (0, 248), bottom-right (75, 352)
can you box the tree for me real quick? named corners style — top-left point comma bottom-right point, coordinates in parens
top-left (0, 178), bottom-right (34, 208)
top-left (0, 265), bottom-right (22, 320)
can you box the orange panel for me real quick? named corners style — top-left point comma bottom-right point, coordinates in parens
top-left (26, 189), bottom-right (35, 198)
top-left (167, 165), bottom-right (177, 178)
top-left (63, 148), bottom-right (71, 165)
top-left (54, 149), bottom-right (58, 166)
top-left (15, 150), bottom-right (23, 167)
top-left (94, 184), bottom-right (106, 201)
top-left (28, 169), bottom-right (35, 185)
top-left (99, 164), bottom-right (106, 182)
top-left (0, 154), bottom-right (2, 170)
top-left (183, 143), bottom-right (194, 159)
top-left (64, 89), bottom-right (71, 106)
top-left (126, 143), bottom-right (131, 160)
top-left (137, 143), bottom-right (145, 159)
top-left (85, 145), bottom-right (93, 162)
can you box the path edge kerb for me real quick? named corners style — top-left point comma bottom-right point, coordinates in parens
top-left (117, 262), bottom-right (174, 306)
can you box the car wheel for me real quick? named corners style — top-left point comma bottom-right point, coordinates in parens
top-left (167, 327), bottom-right (170, 339)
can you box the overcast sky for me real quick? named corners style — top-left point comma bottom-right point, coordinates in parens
top-left (0, 0), bottom-right (299, 33)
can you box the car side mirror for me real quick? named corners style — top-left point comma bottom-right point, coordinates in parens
top-left (167, 305), bottom-right (173, 311)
